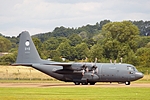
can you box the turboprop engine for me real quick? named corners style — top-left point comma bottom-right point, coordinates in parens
top-left (70, 63), bottom-right (98, 75)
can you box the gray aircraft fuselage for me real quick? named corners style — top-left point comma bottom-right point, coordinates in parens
top-left (32, 62), bottom-right (143, 85)
top-left (13, 31), bottom-right (144, 85)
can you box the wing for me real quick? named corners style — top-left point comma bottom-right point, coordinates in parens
top-left (44, 62), bottom-right (73, 70)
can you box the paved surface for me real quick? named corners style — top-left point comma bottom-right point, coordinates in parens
top-left (0, 83), bottom-right (150, 88)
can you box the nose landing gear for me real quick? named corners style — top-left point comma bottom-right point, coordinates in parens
top-left (125, 81), bottom-right (130, 85)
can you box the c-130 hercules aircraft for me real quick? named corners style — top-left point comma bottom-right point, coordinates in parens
top-left (13, 31), bottom-right (143, 85)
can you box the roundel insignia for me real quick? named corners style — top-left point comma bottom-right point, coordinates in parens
top-left (25, 40), bottom-right (30, 46)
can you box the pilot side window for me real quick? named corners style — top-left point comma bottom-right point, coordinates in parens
top-left (132, 67), bottom-right (135, 71)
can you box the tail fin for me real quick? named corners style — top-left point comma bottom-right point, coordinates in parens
top-left (16, 31), bottom-right (42, 64)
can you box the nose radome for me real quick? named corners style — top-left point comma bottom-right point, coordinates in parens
top-left (135, 72), bottom-right (144, 79)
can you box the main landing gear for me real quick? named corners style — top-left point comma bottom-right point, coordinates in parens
top-left (74, 82), bottom-right (80, 85)
top-left (74, 82), bottom-right (96, 85)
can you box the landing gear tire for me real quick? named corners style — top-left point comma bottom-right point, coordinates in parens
top-left (90, 82), bottom-right (96, 85)
top-left (82, 82), bottom-right (88, 85)
top-left (74, 82), bottom-right (80, 85)
top-left (125, 81), bottom-right (130, 85)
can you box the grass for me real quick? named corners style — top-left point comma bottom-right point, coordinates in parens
top-left (0, 65), bottom-right (54, 80)
top-left (0, 79), bottom-right (62, 83)
top-left (0, 87), bottom-right (149, 100)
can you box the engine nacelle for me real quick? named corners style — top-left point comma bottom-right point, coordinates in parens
top-left (82, 72), bottom-right (99, 81)
top-left (70, 63), bottom-right (97, 71)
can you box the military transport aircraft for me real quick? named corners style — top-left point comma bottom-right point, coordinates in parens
top-left (12, 31), bottom-right (143, 85)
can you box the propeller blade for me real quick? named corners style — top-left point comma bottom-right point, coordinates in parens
top-left (94, 58), bottom-right (97, 64)
top-left (95, 67), bottom-right (98, 73)
top-left (85, 57), bottom-right (88, 62)
top-left (86, 67), bottom-right (89, 72)
top-left (82, 69), bottom-right (85, 75)
top-left (93, 58), bottom-right (97, 68)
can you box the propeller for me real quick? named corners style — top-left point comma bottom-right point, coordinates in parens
top-left (81, 57), bottom-right (88, 75)
top-left (82, 65), bottom-right (90, 75)
top-left (82, 57), bottom-right (98, 75)
top-left (91, 58), bottom-right (98, 75)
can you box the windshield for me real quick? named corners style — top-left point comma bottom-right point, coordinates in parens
top-left (127, 66), bottom-right (138, 71)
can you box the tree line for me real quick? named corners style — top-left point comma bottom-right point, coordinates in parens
top-left (0, 20), bottom-right (150, 70)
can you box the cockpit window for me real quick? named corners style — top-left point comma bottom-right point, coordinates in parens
top-left (132, 67), bottom-right (135, 71)
top-left (127, 66), bottom-right (135, 71)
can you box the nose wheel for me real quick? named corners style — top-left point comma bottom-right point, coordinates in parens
top-left (125, 81), bottom-right (130, 85)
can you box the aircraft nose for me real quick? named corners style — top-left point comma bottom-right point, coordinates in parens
top-left (135, 72), bottom-right (144, 79)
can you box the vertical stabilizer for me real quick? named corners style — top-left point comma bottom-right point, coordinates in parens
top-left (16, 31), bottom-right (41, 64)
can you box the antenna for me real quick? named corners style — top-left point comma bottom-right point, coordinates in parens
top-left (110, 59), bottom-right (112, 63)
top-left (120, 57), bottom-right (123, 63)
top-left (114, 60), bottom-right (116, 64)
top-left (94, 58), bottom-right (97, 64)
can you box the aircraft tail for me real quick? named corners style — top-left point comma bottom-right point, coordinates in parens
top-left (15, 31), bottom-right (42, 65)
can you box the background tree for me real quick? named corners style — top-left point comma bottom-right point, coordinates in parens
top-left (78, 31), bottom-right (88, 40)
top-left (75, 43), bottom-right (89, 60)
top-left (99, 20), bottom-right (111, 29)
top-left (101, 21), bottom-right (140, 62)
top-left (49, 50), bottom-right (62, 61)
top-left (57, 37), bottom-right (70, 44)
top-left (32, 37), bottom-right (47, 59)
top-left (103, 39), bottom-right (120, 59)
top-left (145, 42), bottom-right (150, 48)
top-left (123, 50), bottom-right (138, 65)
top-left (0, 36), bottom-right (12, 52)
top-left (137, 36), bottom-right (150, 48)
top-left (52, 26), bottom-right (74, 37)
top-left (89, 44), bottom-right (104, 62)
top-left (133, 20), bottom-right (150, 36)
top-left (83, 38), bottom-right (96, 49)
top-left (0, 53), bottom-right (16, 64)
top-left (57, 41), bottom-right (77, 61)
top-left (136, 47), bottom-right (150, 68)
top-left (43, 37), bottom-right (59, 50)
top-left (49, 50), bottom-right (60, 59)
top-left (68, 34), bottom-right (82, 46)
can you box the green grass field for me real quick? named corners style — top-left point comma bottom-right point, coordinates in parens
top-left (0, 87), bottom-right (149, 100)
